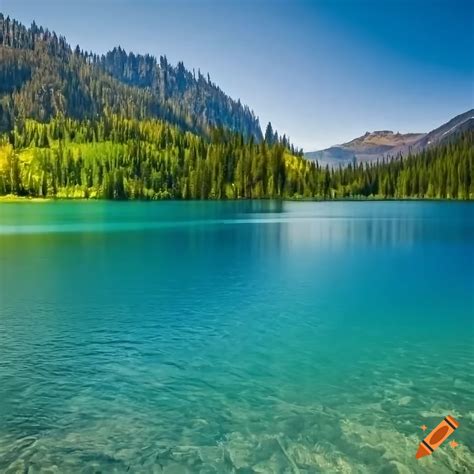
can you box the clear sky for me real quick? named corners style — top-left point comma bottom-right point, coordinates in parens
top-left (1, 0), bottom-right (473, 150)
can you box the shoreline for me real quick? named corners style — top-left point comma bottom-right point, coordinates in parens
top-left (0, 195), bottom-right (52, 203)
top-left (0, 195), bottom-right (472, 203)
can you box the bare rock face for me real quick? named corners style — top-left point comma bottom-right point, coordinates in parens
top-left (306, 109), bottom-right (474, 167)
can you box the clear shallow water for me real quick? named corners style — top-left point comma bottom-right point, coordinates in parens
top-left (0, 201), bottom-right (473, 473)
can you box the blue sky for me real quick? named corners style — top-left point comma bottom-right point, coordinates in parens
top-left (2, 0), bottom-right (473, 150)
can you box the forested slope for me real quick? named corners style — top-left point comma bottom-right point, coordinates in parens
top-left (0, 14), bottom-right (262, 139)
top-left (0, 117), bottom-right (472, 200)
top-left (0, 14), bottom-right (472, 201)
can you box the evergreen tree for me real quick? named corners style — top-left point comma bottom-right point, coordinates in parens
top-left (265, 122), bottom-right (274, 145)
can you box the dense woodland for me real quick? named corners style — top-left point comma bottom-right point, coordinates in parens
top-left (0, 116), bottom-right (472, 200)
top-left (0, 14), bottom-right (264, 140)
top-left (0, 14), bottom-right (472, 201)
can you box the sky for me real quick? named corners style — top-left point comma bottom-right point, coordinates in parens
top-left (1, 0), bottom-right (473, 150)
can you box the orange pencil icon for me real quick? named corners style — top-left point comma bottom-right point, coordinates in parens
top-left (416, 415), bottom-right (459, 459)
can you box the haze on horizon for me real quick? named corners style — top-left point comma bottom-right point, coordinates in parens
top-left (1, 0), bottom-right (473, 151)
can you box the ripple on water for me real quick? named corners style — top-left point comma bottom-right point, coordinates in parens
top-left (1, 201), bottom-right (473, 472)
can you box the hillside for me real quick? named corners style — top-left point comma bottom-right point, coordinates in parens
top-left (306, 109), bottom-right (474, 166)
top-left (412, 110), bottom-right (474, 152)
top-left (0, 14), bottom-right (262, 139)
top-left (0, 15), bottom-right (472, 201)
top-left (0, 116), bottom-right (472, 200)
top-left (0, 115), bottom-right (315, 200)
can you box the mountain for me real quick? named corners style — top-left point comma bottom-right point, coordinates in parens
top-left (411, 109), bottom-right (474, 152)
top-left (305, 131), bottom-right (425, 166)
top-left (0, 14), bottom-right (262, 139)
top-left (0, 15), bottom-right (472, 202)
top-left (306, 109), bottom-right (474, 167)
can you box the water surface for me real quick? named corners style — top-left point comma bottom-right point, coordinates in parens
top-left (0, 201), bottom-right (473, 473)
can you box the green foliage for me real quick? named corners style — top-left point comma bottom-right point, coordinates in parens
top-left (0, 14), bottom-right (471, 202)
top-left (0, 116), bottom-right (472, 201)
top-left (0, 115), bottom-right (289, 199)
top-left (0, 14), bottom-right (262, 139)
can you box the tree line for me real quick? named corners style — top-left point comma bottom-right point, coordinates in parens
top-left (0, 115), bottom-right (472, 200)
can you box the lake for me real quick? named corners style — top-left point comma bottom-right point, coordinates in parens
top-left (0, 201), bottom-right (473, 473)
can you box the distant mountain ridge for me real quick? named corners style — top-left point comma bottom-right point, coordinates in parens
top-left (306, 109), bottom-right (474, 166)
top-left (0, 14), bottom-right (262, 139)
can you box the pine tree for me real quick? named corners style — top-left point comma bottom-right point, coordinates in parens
top-left (264, 122), bottom-right (274, 145)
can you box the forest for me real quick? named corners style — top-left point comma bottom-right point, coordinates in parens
top-left (0, 115), bottom-right (472, 200)
top-left (0, 14), bottom-right (472, 201)
top-left (0, 14), bottom-right (262, 140)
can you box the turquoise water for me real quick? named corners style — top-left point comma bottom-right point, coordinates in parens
top-left (0, 201), bottom-right (473, 473)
